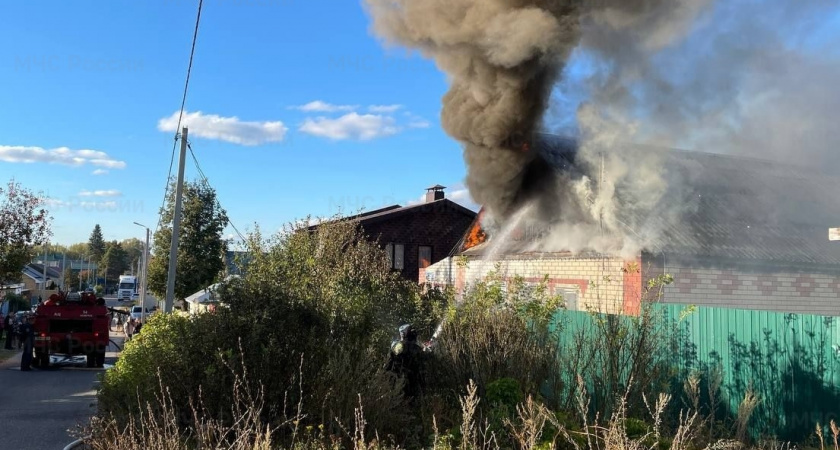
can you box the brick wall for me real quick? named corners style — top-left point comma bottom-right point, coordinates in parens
top-left (649, 257), bottom-right (840, 316)
top-left (423, 254), bottom-right (636, 314)
top-left (362, 199), bottom-right (475, 283)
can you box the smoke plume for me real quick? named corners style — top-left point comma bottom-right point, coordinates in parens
top-left (363, 0), bottom-right (582, 222)
top-left (365, 0), bottom-right (840, 256)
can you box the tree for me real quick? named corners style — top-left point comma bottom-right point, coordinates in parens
top-left (0, 180), bottom-right (52, 285)
top-left (88, 224), bottom-right (105, 264)
top-left (62, 266), bottom-right (76, 291)
top-left (147, 179), bottom-right (229, 301)
top-left (120, 238), bottom-right (144, 274)
top-left (101, 241), bottom-right (129, 285)
top-left (79, 270), bottom-right (91, 289)
top-left (66, 243), bottom-right (88, 260)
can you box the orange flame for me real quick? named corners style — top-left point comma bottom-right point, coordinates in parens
top-left (461, 208), bottom-right (488, 251)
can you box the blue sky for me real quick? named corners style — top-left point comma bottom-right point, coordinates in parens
top-left (0, 0), bottom-right (471, 245)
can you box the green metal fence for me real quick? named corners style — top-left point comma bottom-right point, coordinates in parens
top-left (549, 303), bottom-right (840, 441)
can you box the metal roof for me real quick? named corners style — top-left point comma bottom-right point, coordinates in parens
top-left (461, 136), bottom-right (840, 266)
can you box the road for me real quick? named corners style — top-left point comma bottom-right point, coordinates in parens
top-left (0, 330), bottom-right (124, 449)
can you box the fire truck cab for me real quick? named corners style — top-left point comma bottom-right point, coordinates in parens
top-left (32, 291), bottom-right (110, 368)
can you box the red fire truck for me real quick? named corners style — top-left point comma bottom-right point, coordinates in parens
top-left (32, 291), bottom-right (111, 368)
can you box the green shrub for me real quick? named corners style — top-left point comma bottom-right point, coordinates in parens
top-left (97, 217), bottom-right (446, 448)
top-left (486, 378), bottom-right (524, 410)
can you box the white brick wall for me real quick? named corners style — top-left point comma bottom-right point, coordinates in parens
top-left (423, 255), bottom-right (629, 314)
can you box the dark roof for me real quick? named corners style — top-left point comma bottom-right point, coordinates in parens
top-left (641, 150), bottom-right (840, 265)
top-left (307, 199), bottom-right (477, 231)
top-left (23, 264), bottom-right (62, 281)
top-left (463, 135), bottom-right (840, 266)
top-left (355, 198), bottom-right (476, 226)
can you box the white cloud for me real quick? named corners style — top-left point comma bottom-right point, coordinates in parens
top-left (404, 112), bottom-right (432, 129)
top-left (91, 169), bottom-right (109, 175)
top-left (157, 111), bottom-right (287, 146)
top-left (0, 145), bottom-right (126, 169)
top-left (368, 104), bottom-right (403, 113)
top-left (78, 189), bottom-right (121, 197)
top-left (299, 113), bottom-right (400, 141)
top-left (290, 101), bottom-right (358, 113)
top-left (44, 198), bottom-right (119, 211)
top-left (408, 118), bottom-right (431, 128)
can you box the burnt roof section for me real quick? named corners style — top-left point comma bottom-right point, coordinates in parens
top-left (464, 135), bottom-right (840, 266)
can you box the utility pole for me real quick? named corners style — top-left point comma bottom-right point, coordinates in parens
top-left (164, 127), bottom-right (188, 313)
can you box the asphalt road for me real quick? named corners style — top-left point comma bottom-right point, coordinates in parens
top-left (0, 333), bottom-right (124, 449)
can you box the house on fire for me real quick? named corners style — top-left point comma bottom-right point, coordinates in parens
top-left (422, 136), bottom-right (840, 316)
top-left (312, 185), bottom-right (477, 283)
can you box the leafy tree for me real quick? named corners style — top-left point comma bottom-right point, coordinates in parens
top-left (88, 224), bottom-right (105, 263)
top-left (79, 270), bottom-right (91, 290)
top-left (101, 241), bottom-right (129, 284)
top-left (120, 238), bottom-right (144, 275)
top-left (66, 243), bottom-right (88, 260)
top-left (0, 180), bottom-right (52, 285)
top-left (62, 266), bottom-right (76, 291)
top-left (147, 178), bottom-right (229, 301)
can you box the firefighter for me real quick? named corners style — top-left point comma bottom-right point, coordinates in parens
top-left (384, 324), bottom-right (426, 401)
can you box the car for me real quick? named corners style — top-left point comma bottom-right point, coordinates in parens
top-left (129, 306), bottom-right (151, 321)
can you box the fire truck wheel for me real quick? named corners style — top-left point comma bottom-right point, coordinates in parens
top-left (36, 352), bottom-right (49, 368)
top-left (86, 352), bottom-right (95, 368)
top-left (95, 350), bottom-right (105, 368)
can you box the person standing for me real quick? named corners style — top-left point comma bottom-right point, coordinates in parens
top-left (13, 315), bottom-right (23, 350)
top-left (19, 315), bottom-right (34, 371)
top-left (384, 324), bottom-right (427, 401)
top-left (3, 313), bottom-right (12, 350)
top-left (123, 318), bottom-right (135, 341)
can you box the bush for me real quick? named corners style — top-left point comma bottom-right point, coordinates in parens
top-left (97, 216), bottom-right (447, 448)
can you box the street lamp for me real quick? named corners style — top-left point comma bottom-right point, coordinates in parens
top-left (133, 222), bottom-right (150, 324)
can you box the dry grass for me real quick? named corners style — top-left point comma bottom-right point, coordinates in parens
top-left (82, 362), bottom-right (798, 450)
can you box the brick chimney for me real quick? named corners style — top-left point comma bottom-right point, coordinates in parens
top-left (425, 184), bottom-right (446, 203)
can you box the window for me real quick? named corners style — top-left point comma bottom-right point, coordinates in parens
top-left (419, 246), bottom-right (432, 269)
top-left (385, 243), bottom-right (405, 270)
top-left (393, 244), bottom-right (404, 270)
top-left (554, 286), bottom-right (579, 311)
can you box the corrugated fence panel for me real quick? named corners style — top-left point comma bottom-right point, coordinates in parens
top-left (550, 303), bottom-right (840, 441)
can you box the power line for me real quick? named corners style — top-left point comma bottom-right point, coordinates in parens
top-left (155, 0), bottom-right (205, 235)
top-left (186, 142), bottom-right (249, 244)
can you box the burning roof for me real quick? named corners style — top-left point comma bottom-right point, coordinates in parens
top-left (457, 135), bottom-right (840, 266)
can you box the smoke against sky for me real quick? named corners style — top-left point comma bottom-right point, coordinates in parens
top-left (363, 0), bottom-right (582, 223)
top-left (365, 0), bottom-right (840, 256)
